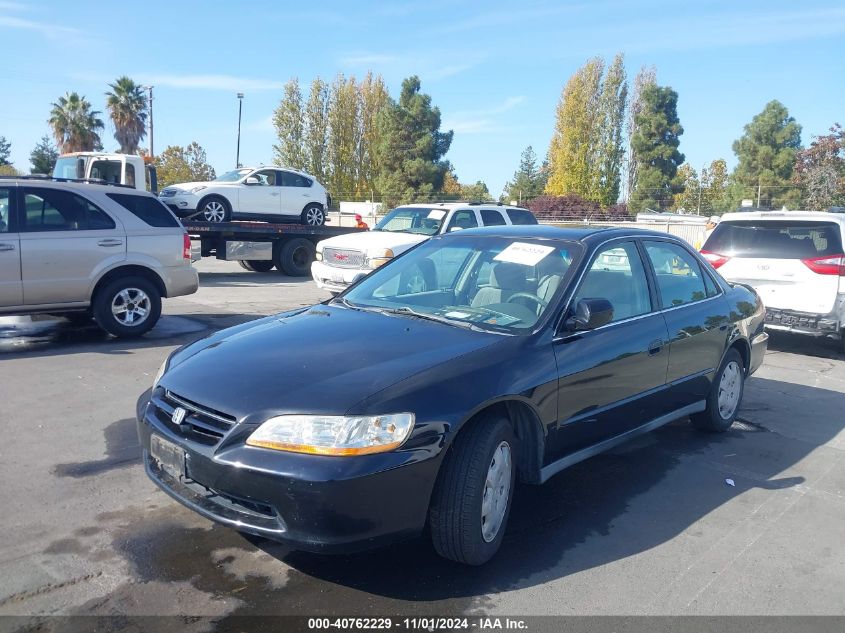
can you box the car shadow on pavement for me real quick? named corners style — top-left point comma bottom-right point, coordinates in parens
top-left (197, 271), bottom-right (315, 288)
top-left (214, 376), bottom-right (843, 615)
top-left (764, 330), bottom-right (843, 360)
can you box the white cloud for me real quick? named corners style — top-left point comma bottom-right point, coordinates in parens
top-left (246, 115), bottom-right (274, 132)
top-left (0, 15), bottom-right (80, 39)
top-left (135, 74), bottom-right (284, 92)
top-left (442, 96), bottom-right (526, 134)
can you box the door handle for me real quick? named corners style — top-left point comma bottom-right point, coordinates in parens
top-left (97, 239), bottom-right (123, 247)
top-left (0, 243), bottom-right (15, 252)
top-left (647, 339), bottom-right (664, 355)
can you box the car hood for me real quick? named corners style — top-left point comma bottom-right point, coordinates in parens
top-left (159, 305), bottom-right (502, 421)
top-left (318, 230), bottom-right (429, 255)
top-left (165, 181), bottom-right (214, 191)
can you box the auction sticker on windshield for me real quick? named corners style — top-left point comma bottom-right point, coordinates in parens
top-left (427, 209), bottom-right (447, 219)
top-left (494, 242), bottom-right (555, 266)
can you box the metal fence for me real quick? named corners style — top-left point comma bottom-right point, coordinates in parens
top-left (543, 220), bottom-right (706, 248)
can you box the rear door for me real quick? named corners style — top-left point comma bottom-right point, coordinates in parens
top-left (18, 187), bottom-right (126, 305)
top-left (0, 185), bottom-right (22, 306)
top-left (703, 219), bottom-right (843, 314)
top-left (279, 171), bottom-right (313, 218)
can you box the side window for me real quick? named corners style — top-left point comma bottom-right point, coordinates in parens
top-left (702, 268), bottom-right (720, 297)
top-left (106, 193), bottom-right (180, 227)
top-left (480, 209), bottom-right (507, 226)
top-left (0, 187), bottom-right (11, 233)
top-left (21, 188), bottom-right (115, 232)
top-left (573, 241), bottom-right (652, 323)
top-left (445, 209), bottom-right (478, 232)
top-left (252, 170), bottom-right (276, 186)
top-left (644, 241), bottom-right (708, 307)
top-left (506, 208), bottom-right (538, 225)
top-left (125, 163), bottom-right (136, 188)
top-left (281, 171), bottom-right (311, 187)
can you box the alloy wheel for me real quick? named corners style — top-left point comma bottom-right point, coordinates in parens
top-left (111, 288), bottom-right (151, 327)
top-left (203, 201), bottom-right (226, 222)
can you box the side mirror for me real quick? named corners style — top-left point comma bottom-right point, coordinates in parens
top-left (565, 298), bottom-right (613, 331)
top-left (244, 176), bottom-right (260, 185)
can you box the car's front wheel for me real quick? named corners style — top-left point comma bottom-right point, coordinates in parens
top-left (198, 196), bottom-right (230, 223)
top-left (301, 203), bottom-right (325, 227)
top-left (691, 348), bottom-right (745, 432)
top-left (429, 416), bottom-right (516, 565)
top-left (92, 276), bottom-right (162, 338)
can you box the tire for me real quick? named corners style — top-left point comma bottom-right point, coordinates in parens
top-left (92, 276), bottom-right (162, 338)
top-left (429, 416), bottom-right (516, 565)
top-left (691, 348), bottom-right (744, 433)
top-left (301, 203), bottom-right (325, 227)
top-left (238, 260), bottom-right (275, 273)
top-left (274, 238), bottom-right (316, 276)
top-left (198, 196), bottom-right (230, 223)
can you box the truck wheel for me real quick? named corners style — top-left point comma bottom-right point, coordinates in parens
top-left (429, 416), bottom-right (516, 565)
top-left (274, 238), bottom-right (315, 276)
top-left (301, 203), bottom-right (325, 227)
top-left (691, 348), bottom-right (744, 433)
top-left (238, 260), bottom-right (275, 273)
top-left (198, 196), bottom-right (230, 223)
top-left (93, 276), bottom-right (162, 338)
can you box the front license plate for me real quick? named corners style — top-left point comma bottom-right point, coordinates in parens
top-left (150, 434), bottom-right (186, 480)
top-left (330, 270), bottom-right (344, 283)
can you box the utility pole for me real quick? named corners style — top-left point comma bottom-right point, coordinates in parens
top-left (142, 85), bottom-right (154, 157)
top-left (236, 93), bottom-right (244, 168)
top-left (757, 179), bottom-right (762, 208)
top-left (696, 163), bottom-right (705, 215)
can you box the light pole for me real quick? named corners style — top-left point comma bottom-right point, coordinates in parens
top-left (236, 92), bottom-right (244, 168)
top-left (142, 85), bottom-right (154, 157)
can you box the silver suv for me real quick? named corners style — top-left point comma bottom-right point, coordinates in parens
top-left (0, 177), bottom-right (198, 337)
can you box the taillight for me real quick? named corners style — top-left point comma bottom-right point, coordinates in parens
top-left (801, 254), bottom-right (845, 276)
top-left (700, 250), bottom-right (730, 269)
top-left (183, 233), bottom-right (192, 260)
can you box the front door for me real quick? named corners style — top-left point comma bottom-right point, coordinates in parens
top-left (0, 186), bottom-right (22, 306)
top-left (550, 240), bottom-right (669, 460)
top-left (237, 169), bottom-right (282, 217)
top-left (18, 187), bottom-right (126, 306)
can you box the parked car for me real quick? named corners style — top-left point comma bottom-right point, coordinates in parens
top-left (311, 202), bottom-right (537, 293)
top-left (0, 177), bottom-right (198, 337)
top-left (159, 166), bottom-right (329, 226)
top-left (139, 225), bottom-right (767, 564)
top-left (701, 211), bottom-right (845, 351)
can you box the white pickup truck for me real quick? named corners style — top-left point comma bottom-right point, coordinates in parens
top-left (311, 202), bottom-right (537, 294)
top-left (53, 152), bottom-right (157, 193)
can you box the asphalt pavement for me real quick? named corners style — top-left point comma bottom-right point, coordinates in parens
top-left (0, 258), bottom-right (843, 621)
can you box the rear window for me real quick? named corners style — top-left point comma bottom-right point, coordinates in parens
top-left (506, 208), bottom-right (538, 225)
top-left (106, 193), bottom-right (181, 228)
top-left (704, 220), bottom-right (843, 259)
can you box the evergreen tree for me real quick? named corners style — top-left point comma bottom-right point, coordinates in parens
top-left (0, 136), bottom-right (11, 165)
top-left (629, 84), bottom-right (684, 211)
top-left (374, 76), bottom-right (453, 208)
top-left (272, 78), bottom-right (306, 170)
top-left (625, 66), bottom-right (656, 201)
top-left (731, 100), bottom-right (802, 209)
top-left (503, 146), bottom-right (546, 204)
top-left (30, 135), bottom-right (59, 174)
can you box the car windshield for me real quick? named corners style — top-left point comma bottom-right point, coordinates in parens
top-left (339, 235), bottom-right (581, 332)
top-left (374, 207), bottom-right (448, 235)
top-left (214, 169), bottom-right (252, 182)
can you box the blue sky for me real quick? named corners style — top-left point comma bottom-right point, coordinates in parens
top-left (1, 0), bottom-right (843, 198)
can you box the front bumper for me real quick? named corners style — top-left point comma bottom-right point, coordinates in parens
top-left (311, 260), bottom-right (370, 293)
top-left (160, 195), bottom-right (199, 217)
top-left (136, 392), bottom-right (440, 553)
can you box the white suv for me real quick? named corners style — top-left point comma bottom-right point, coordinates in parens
top-left (0, 177), bottom-right (198, 337)
top-left (311, 203), bottom-right (538, 293)
top-left (159, 166), bottom-right (330, 226)
top-left (701, 211), bottom-right (845, 350)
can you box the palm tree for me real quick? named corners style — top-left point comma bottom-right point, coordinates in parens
top-left (105, 76), bottom-right (147, 154)
top-left (49, 92), bottom-right (104, 153)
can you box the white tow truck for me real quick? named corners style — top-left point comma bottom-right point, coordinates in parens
top-left (52, 152), bottom-right (158, 193)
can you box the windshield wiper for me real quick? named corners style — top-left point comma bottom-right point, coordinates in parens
top-left (331, 296), bottom-right (364, 311)
top-left (375, 306), bottom-right (486, 331)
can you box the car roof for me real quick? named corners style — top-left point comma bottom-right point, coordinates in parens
top-left (718, 211), bottom-right (845, 224)
top-left (245, 165), bottom-right (316, 179)
top-left (395, 202), bottom-right (531, 211)
top-left (0, 176), bottom-right (152, 195)
top-left (438, 224), bottom-right (677, 244)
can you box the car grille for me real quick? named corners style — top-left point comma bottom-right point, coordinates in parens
top-left (322, 247), bottom-right (365, 268)
top-left (159, 188), bottom-right (177, 198)
top-left (150, 389), bottom-right (237, 445)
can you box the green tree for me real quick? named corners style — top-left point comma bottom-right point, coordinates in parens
top-left (672, 163), bottom-right (700, 212)
top-left (503, 146), bottom-right (547, 204)
top-left (327, 74), bottom-right (360, 199)
top-left (105, 76), bottom-right (147, 154)
top-left (0, 164), bottom-right (19, 176)
top-left (30, 135), bottom-right (59, 174)
top-left (304, 77), bottom-right (329, 182)
top-left (704, 158), bottom-right (731, 213)
top-left (48, 92), bottom-right (104, 153)
top-left (272, 78), bottom-right (306, 170)
top-left (546, 57), bottom-right (603, 197)
top-left (357, 72), bottom-right (389, 198)
top-left (374, 76), bottom-right (453, 208)
top-left (591, 53), bottom-right (628, 206)
top-left (629, 84), bottom-right (684, 212)
top-left (731, 100), bottom-right (802, 209)
top-left (794, 124), bottom-right (844, 211)
top-left (0, 136), bottom-right (11, 165)
top-left (442, 167), bottom-right (462, 197)
top-left (154, 142), bottom-right (215, 188)
top-left (625, 65), bottom-right (656, 201)
top-left (460, 180), bottom-right (491, 201)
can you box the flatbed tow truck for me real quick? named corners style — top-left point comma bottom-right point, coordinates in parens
top-left (183, 219), bottom-right (365, 276)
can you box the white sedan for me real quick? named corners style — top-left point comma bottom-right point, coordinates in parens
top-left (159, 166), bottom-right (330, 225)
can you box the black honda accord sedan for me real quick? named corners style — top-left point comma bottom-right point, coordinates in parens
top-left (138, 225), bottom-right (768, 565)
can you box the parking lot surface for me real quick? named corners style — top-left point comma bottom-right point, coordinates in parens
top-left (0, 258), bottom-right (843, 619)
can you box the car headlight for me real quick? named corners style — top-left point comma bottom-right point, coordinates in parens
top-left (366, 248), bottom-right (394, 268)
top-left (245, 413), bottom-right (414, 456)
top-left (315, 250), bottom-right (322, 261)
top-left (152, 358), bottom-right (168, 389)
top-left (187, 186), bottom-right (207, 194)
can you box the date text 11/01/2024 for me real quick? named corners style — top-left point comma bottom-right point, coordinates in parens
top-left (307, 618), bottom-right (529, 631)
